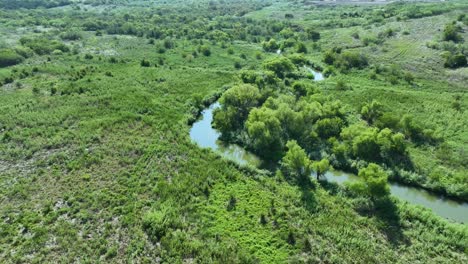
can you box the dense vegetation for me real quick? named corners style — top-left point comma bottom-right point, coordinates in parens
top-left (1, 0), bottom-right (467, 263)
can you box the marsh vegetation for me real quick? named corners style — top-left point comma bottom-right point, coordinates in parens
top-left (1, 0), bottom-right (467, 263)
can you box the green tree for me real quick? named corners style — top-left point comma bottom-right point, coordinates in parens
top-left (213, 84), bottom-right (261, 134)
top-left (315, 117), bottom-right (344, 139)
top-left (281, 140), bottom-right (312, 182)
top-left (246, 107), bottom-right (283, 157)
top-left (262, 39), bottom-right (279, 52)
top-left (361, 100), bottom-right (384, 125)
top-left (443, 23), bottom-right (462, 42)
top-left (306, 28), bottom-right (320, 42)
top-left (296, 42), bottom-right (308, 53)
top-left (356, 163), bottom-right (390, 201)
top-left (312, 158), bottom-right (330, 180)
top-left (262, 57), bottom-right (295, 78)
top-left (0, 49), bottom-right (24, 68)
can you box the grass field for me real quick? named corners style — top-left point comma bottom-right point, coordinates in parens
top-left (1, 0), bottom-right (467, 262)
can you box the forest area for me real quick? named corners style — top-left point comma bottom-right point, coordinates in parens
top-left (0, 0), bottom-right (467, 263)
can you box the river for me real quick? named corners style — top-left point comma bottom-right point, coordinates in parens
top-left (189, 69), bottom-right (468, 224)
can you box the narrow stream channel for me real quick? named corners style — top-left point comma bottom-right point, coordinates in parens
top-left (189, 69), bottom-right (468, 224)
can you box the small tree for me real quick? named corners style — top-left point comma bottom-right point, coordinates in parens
top-left (355, 163), bottom-right (390, 201)
top-left (262, 39), bottom-right (279, 52)
top-left (296, 42), bottom-right (308, 53)
top-left (213, 84), bottom-right (261, 134)
top-left (281, 140), bottom-right (312, 182)
top-left (312, 158), bottom-right (330, 180)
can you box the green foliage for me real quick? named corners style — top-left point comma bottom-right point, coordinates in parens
top-left (0, 0), bottom-right (71, 9)
top-left (323, 49), bottom-right (368, 71)
top-left (352, 163), bottom-right (390, 200)
top-left (19, 37), bottom-right (69, 55)
top-left (60, 31), bottom-right (83, 41)
top-left (262, 57), bottom-right (295, 78)
top-left (312, 158), bottom-right (330, 180)
top-left (361, 100), bottom-right (384, 125)
top-left (140, 59), bottom-right (151, 67)
top-left (246, 107), bottom-right (283, 158)
top-left (444, 53), bottom-right (467, 68)
top-left (305, 28), bottom-right (320, 41)
top-left (443, 23), bottom-right (462, 42)
top-left (213, 84), bottom-right (261, 134)
top-left (199, 45), bottom-right (211, 56)
top-left (281, 140), bottom-right (312, 182)
top-left (0, 49), bottom-right (24, 67)
top-left (262, 38), bottom-right (279, 52)
top-left (295, 42), bottom-right (307, 53)
top-left (143, 204), bottom-right (181, 241)
top-left (1, 1), bottom-right (468, 263)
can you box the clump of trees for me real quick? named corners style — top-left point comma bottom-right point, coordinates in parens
top-left (443, 23), bottom-right (462, 42)
top-left (19, 37), bottom-right (69, 55)
top-left (262, 57), bottom-right (295, 78)
top-left (436, 22), bottom-right (467, 69)
top-left (60, 31), bottom-right (83, 41)
top-left (305, 28), bottom-right (320, 42)
top-left (213, 84), bottom-right (261, 137)
top-left (323, 48), bottom-right (368, 71)
top-left (0, 0), bottom-right (72, 9)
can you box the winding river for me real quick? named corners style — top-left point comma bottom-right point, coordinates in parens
top-left (190, 69), bottom-right (468, 224)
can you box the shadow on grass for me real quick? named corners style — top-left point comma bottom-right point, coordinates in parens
top-left (373, 198), bottom-right (410, 247)
top-left (298, 179), bottom-right (319, 213)
top-left (318, 179), bottom-right (341, 196)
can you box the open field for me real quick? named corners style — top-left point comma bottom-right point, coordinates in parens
top-left (0, 0), bottom-right (467, 262)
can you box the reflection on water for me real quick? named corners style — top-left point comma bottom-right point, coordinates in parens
top-left (190, 103), bottom-right (262, 167)
top-left (191, 103), bottom-right (468, 223)
top-left (305, 66), bottom-right (324, 81)
top-left (190, 95), bottom-right (467, 223)
top-left (324, 171), bottom-right (468, 223)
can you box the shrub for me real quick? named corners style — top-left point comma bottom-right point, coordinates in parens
top-left (140, 59), bottom-right (151, 67)
top-left (444, 53), bottom-right (467, 69)
top-left (443, 23), bottom-right (462, 42)
top-left (306, 28), bottom-right (320, 41)
top-left (60, 31), bottom-right (83, 41)
top-left (0, 49), bottom-right (24, 67)
top-left (20, 37), bottom-right (69, 55)
top-left (262, 39), bottom-right (279, 52)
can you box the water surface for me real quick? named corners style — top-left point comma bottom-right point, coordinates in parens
top-left (190, 103), bottom-right (262, 167)
top-left (323, 170), bottom-right (468, 223)
top-left (306, 66), bottom-right (324, 81)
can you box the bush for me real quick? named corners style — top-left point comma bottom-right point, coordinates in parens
top-left (199, 45), bottom-right (211, 56)
top-left (60, 31), bottom-right (83, 41)
top-left (443, 23), bottom-right (462, 42)
top-left (140, 59), bottom-right (151, 67)
top-left (306, 28), bottom-right (320, 41)
top-left (20, 37), bottom-right (69, 55)
top-left (0, 49), bottom-right (24, 67)
top-left (262, 39), bottom-right (279, 52)
top-left (444, 53), bottom-right (467, 69)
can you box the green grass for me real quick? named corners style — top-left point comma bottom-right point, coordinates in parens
top-left (1, 0), bottom-right (467, 263)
